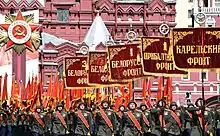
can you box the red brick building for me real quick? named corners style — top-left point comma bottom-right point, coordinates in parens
top-left (38, 0), bottom-right (176, 102)
top-left (0, 0), bottom-right (180, 103)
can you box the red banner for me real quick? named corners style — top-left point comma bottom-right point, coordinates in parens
top-left (64, 57), bottom-right (91, 88)
top-left (172, 28), bottom-right (220, 70)
top-left (88, 51), bottom-right (127, 86)
top-left (141, 37), bottom-right (187, 76)
top-left (107, 44), bottom-right (143, 81)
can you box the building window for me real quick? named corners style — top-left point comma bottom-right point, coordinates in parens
top-left (21, 8), bottom-right (26, 12)
top-left (194, 84), bottom-right (197, 92)
top-left (210, 84), bottom-right (214, 92)
top-left (175, 85), bottom-right (179, 92)
top-left (10, 8), bottom-right (15, 14)
top-left (200, 70), bottom-right (208, 81)
top-left (127, 12), bottom-right (133, 21)
top-left (217, 73), bottom-right (220, 81)
top-left (218, 84), bottom-right (220, 94)
top-left (117, 12), bottom-right (122, 21)
top-left (139, 13), bottom-right (143, 21)
top-left (204, 0), bottom-right (208, 7)
top-left (133, 80), bottom-right (138, 88)
top-left (215, 0), bottom-right (220, 7)
top-left (57, 9), bottom-right (69, 22)
top-left (188, 10), bottom-right (192, 18)
top-left (182, 72), bottom-right (190, 80)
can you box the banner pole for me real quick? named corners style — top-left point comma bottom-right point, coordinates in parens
top-left (201, 24), bottom-right (205, 136)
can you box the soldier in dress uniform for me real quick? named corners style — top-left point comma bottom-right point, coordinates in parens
top-left (30, 105), bottom-right (46, 136)
top-left (25, 106), bottom-right (32, 136)
top-left (44, 105), bottom-right (53, 136)
top-left (74, 102), bottom-right (94, 136)
top-left (5, 104), bottom-right (17, 136)
top-left (95, 99), bottom-right (118, 136)
top-left (16, 107), bottom-right (28, 136)
top-left (139, 102), bottom-right (151, 136)
top-left (195, 98), bottom-right (213, 136)
top-left (68, 101), bottom-right (76, 136)
top-left (164, 102), bottom-right (183, 136)
top-left (90, 103), bottom-right (97, 136)
top-left (182, 104), bottom-right (194, 136)
top-left (216, 109), bottom-right (220, 136)
top-left (116, 105), bottom-right (126, 136)
top-left (150, 99), bottom-right (165, 136)
top-left (187, 99), bottom-right (203, 136)
top-left (0, 107), bottom-right (7, 136)
top-left (51, 103), bottom-right (69, 136)
top-left (209, 107), bottom-right (217, 136)
top-left (122, 100), bottom-right (143, 136)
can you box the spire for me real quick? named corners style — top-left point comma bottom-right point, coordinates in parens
top-left (83, 13), bottom-right (113, 51)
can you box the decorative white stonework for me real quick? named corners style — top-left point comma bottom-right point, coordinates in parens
top-left (193, 83), bottom-right (197, 92)
top-left (206, 16), bottom-right (216, 27)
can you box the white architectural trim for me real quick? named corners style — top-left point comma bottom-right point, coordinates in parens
top-left (210, 83), bottom-right (214, 92)
top-left (193, 83), bottom-right (197, 92)
top-left (42, 50), bottom-right (58, 53)
top-left (199, 69), bottom-right (208, 81)
top-left (217, 73), bottom-right (220, 81)
top-left (213, 0), bottom-right (215, 7)
top-left (172, 91), bottom-right (218, 94)
top-left (217, 84), bottom-right (220, 94)
top-left (175, 85), bottom-right (180, 92)
top-left (181, 72), bottom-right (190, 81)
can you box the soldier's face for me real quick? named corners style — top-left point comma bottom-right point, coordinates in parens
top-left (171, 106), bottom-right (177, 110)
top-left (36, 108), bottom-right (41, 113)
top-left (141, 106), bottom-right (146, 111)
top-left (80, 104), bottom-right (85, 110)
top-left (58, 106), bottom-right (63, 111)
top-left (119, 106), bottom-right (125, 111)
top-left (129, 103), bottom-right (136, 110)
top-left (102, 102), bottom-right (108, 108)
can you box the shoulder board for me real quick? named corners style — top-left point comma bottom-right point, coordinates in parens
top-left (108, 109), bottom-right (114, 112)
top-left (164, 109), bottom-right (170, 112)
top-left (85, 111), bottom-right (90, 114)
top-left (136, 109), bottom-right (142, 112)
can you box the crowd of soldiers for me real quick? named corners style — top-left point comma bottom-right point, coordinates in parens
top-left (0, 98), bottom-right (219, 136)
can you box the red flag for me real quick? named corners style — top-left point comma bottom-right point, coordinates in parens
top-left (10, 78), bottom-right (15, 99)
top-left (156, 77), bottom-right (163, 101)
top-left (0, 76), bottom-right (2, 102)
top-left (52, 73), bottom-right (59, 100)
top-left (30, 84), bottom-right (40, 111)
top-left (146, 78), bottom-right (151, 98)
top-left (120, 86), bottom-right (124, 98)
top-left (0, 76), bottom-right (2, 99)
top-left (27, 76), bottom-right (34, 101)
top-left (128, 82), bottom-right (133, 101)
top-left (20, 81), bottom-right (25, 101)
top-left (166, 77), bottom-right (173, 104)
top-left (2, 73), bottom-right (8, 102)
top-left (164, 79), bottom-right (168, 98)
top-left (47, 73), bottom-right (53, 97)
top-left (65, 89), bottom-right (71, 111)
top-left (142, 79), bottom-right (147, 102)
top-left (59, 79), bottom-right (64, 102)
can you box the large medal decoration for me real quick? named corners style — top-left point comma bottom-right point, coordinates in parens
top-left (0, 11), bottom-right (40, 54)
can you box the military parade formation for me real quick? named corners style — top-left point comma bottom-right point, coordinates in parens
top-left (0, 98), bottom-right (217, 136)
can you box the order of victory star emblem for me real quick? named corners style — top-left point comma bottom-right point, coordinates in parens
top-left (0, 10), bottom-right (41, 54)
